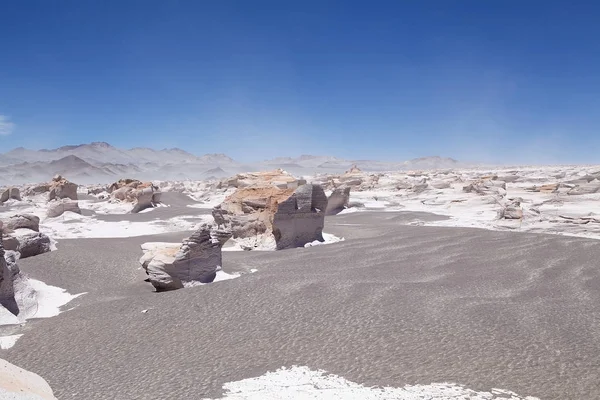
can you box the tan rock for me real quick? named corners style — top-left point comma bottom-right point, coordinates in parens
top-left (213, 184), bottom-right (328, 250)
top-left (108, 179), bottom-right (161, 213)
top-left (47, 200), bottom-right (81, 218)
top-left (0, 358), bottom-right (57, 399)
top-left (48, 175), bottom-right (78, 201)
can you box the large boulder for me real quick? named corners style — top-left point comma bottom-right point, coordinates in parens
top-left (48, 175), bottom-right (78, 201)
top-left (0, 358), bottom-right (58, 399)
top-left (14, 231), bottom-right (51, 259)
top-left (0, 235), bottom-right (17, 316)
top-left (0, 187), bottom-right (21, 203)
top-left (109, 179), bottom-right (161, 213)
top-left (139, 224), bottom-right (231, 291)
top-left (47, 200), bottom-right (81, 218)
top-left (219, 169), bottom-right (304, 190)
top-left (498, 199), bottom-right (523, 220)
top-left (4, 214), bottom-right (40, 232)
top-left (108, 178), bottom-right (142, 193)
top-left (213, 184), bottom-right (328, 250)
top-left (131, 186), bottom-right (162, 213)
top-left (326, 186), bottom-right (351, 215)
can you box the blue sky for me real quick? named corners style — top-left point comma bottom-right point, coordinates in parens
top-left (1, 0), bottom-right (600, 163)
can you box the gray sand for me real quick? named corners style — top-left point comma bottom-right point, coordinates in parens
top-left (4, 211), bottom-right (600, 399)
top-left (90, 192), bottom-right (213, 223)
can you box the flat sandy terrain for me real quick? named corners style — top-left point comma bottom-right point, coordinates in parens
top-left (4, 211), bottom-right (600, 399)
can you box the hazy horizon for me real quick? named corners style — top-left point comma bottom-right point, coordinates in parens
top-left (2, 1), bottom-right (600, 165)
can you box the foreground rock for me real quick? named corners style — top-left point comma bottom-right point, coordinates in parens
top-left (47, 199), bottom-right (82, 218)
top-left (0, 358), bottom-right (57, 400)
top-left (139, 224), bottom-right (231, 291)
top-left (0, 220), bottom-right (51, 259)
top-left (3, 214), bottom-right (40, 232)
top-left (48, 175), bottom-right (78, 201)
top-left (14, 231), bottom-right (52, 259)
top-left (0, 232), bottom-right (19, 317)
top-left (326, 185), bottom-right (351, 215)
top-left (213, 184), bottom-right (328, 250)
top-left (109, 179), bottom-right (162, 213)
top-left (0, 187), bottom-right (21, 203)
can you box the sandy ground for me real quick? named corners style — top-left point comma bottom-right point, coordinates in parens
top-left (2, 211), bottom-right (599, 399)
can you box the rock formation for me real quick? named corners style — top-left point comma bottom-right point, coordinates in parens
top-left (109, 179), bottom-right (162, 213)
top-left (4, 214), bottom-right (40, 232)
top-left (463, 179), bottom-right (506, 196)
top-left (326, 185), bottom-right (351, 215)
top-left (218, 169), bottom-right (305, 190)
top-left (47, 199), bottom-right (82, 218)
top-left (15, 231), bottom-right (52, 259)
top-left (213, 184), bottom-right (328, 250)
top-left (0, 187), bottom-right (21, 203)
top-left (0, 219), bottom-right (51, 259)
top-left (0, 358), bottom-right (58, 400)
top-left (139, 224), bottom-right (231, 291)
top-left (498, 199), bottom-right (523, 220)
top-left (48, 175), bottom-right (78, 201)
top-left (0, 231), bottom-right (19, 316)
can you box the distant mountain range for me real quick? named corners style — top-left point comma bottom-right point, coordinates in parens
top-left (0, 142), bottom-right (465, 185)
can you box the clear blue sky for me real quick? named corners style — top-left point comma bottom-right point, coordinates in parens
top-left (1, 0), bottom-right (600, 163)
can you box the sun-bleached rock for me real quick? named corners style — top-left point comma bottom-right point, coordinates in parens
top-left (567, 181), bottom-right (600, 195)
top-left (13, 231), bottom-right (51, 259)
top-left (213, 184), bottom-right (328, 250)
top-left (4, 214), bottom-right (40, 232)
top-left (48, 175), bottom-right (78, 201)
top-left (463, 179), bottom-right (506, 196)
top-left (47, 199), bottom-right (82, 218)
top-left (0, 357), bottom-right (57, 400)
top-left (429, 180), bottom-right (452, 189)
top-left (0, 187), bottom-right (21, 203)
top-left (218, 169), bottom-right (305, 190)
top-left (108, 179), bottom-right (162, 213)
top-left (139, 224), bottom-right (231, 291)
top-left (131, 185), bottom-right (162, 213)
top-left (498, 199), bottom-right (523, 220)
top-left (326, 186), bottom-right (351, 215)
top-left (108, 178), bottom-right (142, 193)
top-left (0, 235), bottom-right (19, 317)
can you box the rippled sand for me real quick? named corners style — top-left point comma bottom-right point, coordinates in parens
top-left (4, 211), bottom-right (600, 399)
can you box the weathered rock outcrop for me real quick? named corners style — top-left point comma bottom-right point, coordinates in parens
top-left (139, 224), bottom-right (231, 291)
top-left (0, 220), bottom-right (51, 260)
top-left (0, 358), bottom-right (58, 400)
top-left (525, 183), bottom-right (560, 193)
top-left (498, 199), bottom-right (523, 220)
top-left (218, 169), bottom-right (305, 190)
top-left (463, 179), bottom-right (506, 196)
top-left (0, 227), bottom-right (21, 317)
top-left (48, 175), bottom-right (78, 201)
top-left (4, 214), bottom-right (40, 232)
top-left (108, 178), bottom-right (142, 193)
top-left (213, 184), bottom-right (328, 250)
top-left (109, 179), bottom-right (161, 213)
top-left (14, 231), bottom-right (51, 259)
top-left (567, 181), bottom-right (600, 195)
top-left (0, 187), bottom-right (21, 203)
top-left (47, 199), bottom-right (81, 218)
top-left (326, 186), bottom-right (351, 215)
